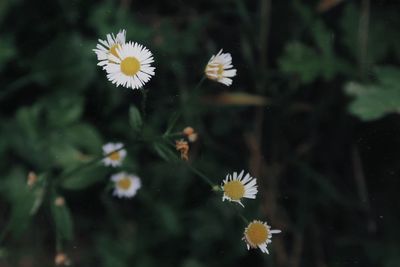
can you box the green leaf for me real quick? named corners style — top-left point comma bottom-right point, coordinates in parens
top-left (279, 42), bottom-right (321, 84)
top-left (129, 105), bottom-right (143, 133)
top-left (346, 66), bottom-right (400, 121)
top-left (164, 111), bottom-right (180, 135)
top-left (0, 36), bottom-right (15, 71)
top-left (0, 169), bottom-right (36, 238)
top-left (30, 174), bottom-right (47, 215)
top-left (61, 164), bottom-right (106, 190)
top-left (51, 195), bottom-right (74, 241)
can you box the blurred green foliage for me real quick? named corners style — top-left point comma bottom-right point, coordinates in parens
top-left (0, 0), bottom-right (400, 267)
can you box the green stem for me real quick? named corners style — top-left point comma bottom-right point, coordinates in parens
top-left (194, 76), bottom-right (206, 91)
top-left (57, 146), bottom-right (126, 183)
top-left (229, 202), bottom-right (250, 224)
top-left (185, 163), bottom-right (216, 189)
top-left (140, 88), bottom-right (148, 118)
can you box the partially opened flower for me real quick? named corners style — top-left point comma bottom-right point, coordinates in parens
top-left (243, 220), bottom-right (281, 254)
top-left (205, 49), bottom-right (237, 86)
top-left (102, 142), bottom-right (126, 167)
top-left (93, 29), bottom-right (126, 68)
top-left (111, 172), bottom-right (141, 198)
top-left (105, 41), bottom-right (155, 89)
top-left (221, 170), bottom-right (257, 207)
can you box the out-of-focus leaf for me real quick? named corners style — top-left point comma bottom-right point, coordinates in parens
top-left (51, 195), bottom-right (74, 241)
top-left (155, 204), bottom-right (181, 236)
top-left (30, 174), bottom-right (47, 215)
top-left (0, 169), bottom-right (36, 237)
top-left (31, 34), bottom-right (96, 91)
top-left (202, 92), bottom-right (269, 106)
top-left (61, 164), bottom-right (106, 190)
top-left (0, 36), bottom-right (15, 71)
top-left (129, 105), bottom-right (143, 133)
top-left (346, 66), bottom-right (400, 121)
top-left (279, 42), bottom-right (321, 84)
top-left (340, 4), bottom-right (400, 64)
top-left (62, 123), bottom-right (103, 154)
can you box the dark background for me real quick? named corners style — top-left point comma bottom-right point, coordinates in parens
top-left (0, 0), bottom-right (400, 266)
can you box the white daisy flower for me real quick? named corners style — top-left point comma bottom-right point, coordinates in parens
top-left (243, 220), bottom-right (281, 254)
top-left (205, 49), bottom-right (237, 86)
top-left (102, 142), bottom-right (126, 167)
top-left (111, 172), bottom-right (141, 198)
top-left (93, 29), bottom-right (126, 68)
top-left (105, 41), bottom-right (155, 90)
top-left (221, 170), bottom-right (258, 207)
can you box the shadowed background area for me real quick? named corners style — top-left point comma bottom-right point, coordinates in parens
top-left (0, 0), bottom-right (400, 266)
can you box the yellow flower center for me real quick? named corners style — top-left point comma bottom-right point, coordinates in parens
top-left (245, 222), bottom-right (269, 246)
top-left (120, 57), bottom-right (140, 76)
top-left (109, 151), bottom-right (120, 161)
top-left (109, 44), bottom-right (121, 58)
top-left (117, 177), bottom-right (132, 190)
top-left (223, 180), bottom-right (245, 201)
top-left (217, 64), bottom-right (224, 77)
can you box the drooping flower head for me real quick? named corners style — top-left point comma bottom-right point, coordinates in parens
top-left (243, 220), bottom-right (281, 254)
top-left (221, 170), bottom-right (257, 207)
top-left (182, 126), bottom-right (198, 143)
top-left (175, 139), bottom-right (189, 161)
top-left (93, 29), bottom-right (126, 68)
top-left (105, 41), bottom-right (155, 89)
top-left (102, 142), bottom-right (126, 167)
top-left (111, 172), bottom-right (141, 198)
top-left (205, 49), bottom-right (237, 86)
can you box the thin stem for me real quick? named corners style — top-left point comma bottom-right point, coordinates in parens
top-left (140, 88), bottom-right (148, 118)
top-left (57, 146), bottom-right (126, 183)
top-left (259, 0), bottom-right (271, 70)
top-left (185, 163), bottom-right (216, 188)
top-left (358, 0), bottom-right (370, 79)
top-left (193, 76), bottom-right (206, 91)
top-left (226, 201), bottom-right (250, 224)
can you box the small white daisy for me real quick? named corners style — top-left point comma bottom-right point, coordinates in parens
top-left (243, 220), bottom-right (281, 254)
top-left (205, 49), bottom-right (237, 86)
top-left (111, 172), bottom-right (141, 198)
top-left (221, 170), bottom-right (258, 207)
top-left (93, 29), bottom-right (127, 68)
top-left (105, 41), bottom-right (155, 90)
top-left (102, 142), bottom-right (126, 167)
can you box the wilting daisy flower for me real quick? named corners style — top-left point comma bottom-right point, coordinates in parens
top-left (93, 29), bottom-right (126, 68)
top-left (111, 172), bottom-right (141, 198)
top-left (182, 126), bottom-right (198, 143)
top-left (221, 170), bottom-right (257, 207)
top-left (205, 49), bottom-right (237, 86)
top-left (105, 41), bottom-right (155, 89)
top-left (175, 139), bottom-right (189, 161)
top-left (243, 220), bottom-right (281, 254)
top-left (102, 142), bottom-right (126, 167)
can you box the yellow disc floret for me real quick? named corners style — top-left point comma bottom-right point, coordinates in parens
top-left (120, 57), bottom-right (140, 76)
top-left (217, 64), bottom-right (224, 78)
top-left (117, 177), bottom-right (132, 190)
top-left (223, 180), bottom-right (245, 201)
top-left (109, 151), bottom-right (121, 161)
top-left (245, 221), bottom-right (269, 247)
